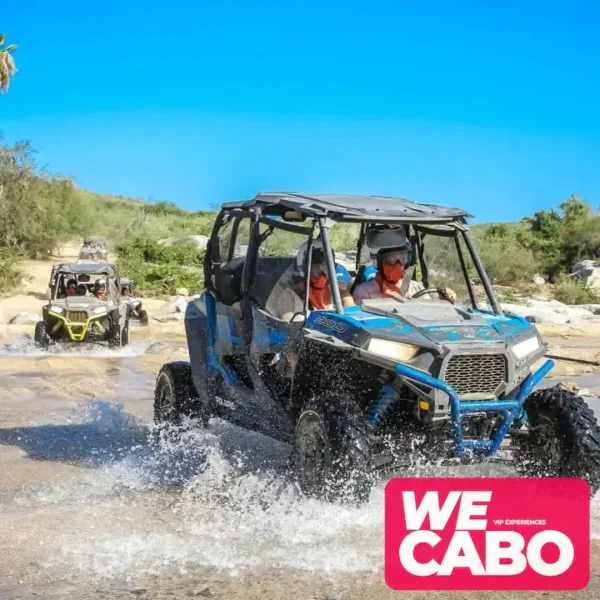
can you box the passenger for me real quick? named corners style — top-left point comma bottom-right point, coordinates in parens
top-left (303, 243), bottom-right (355, 311)
top-left (95, 278), bottom-right (107, 301)
top-left (274, 239), bottom-right (354, 321)
top-left (353, 226), bottom-right (457, 303)
top-left (65, 279), bottom-right (77, 297)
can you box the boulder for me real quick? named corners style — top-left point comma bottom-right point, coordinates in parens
top-left (570, 260), bottom-right (600, 290)
top-left (533, 273), bottom-right (545, 285)
top-left (157, 235), bottom-right (209, 251)
top-left (9, 313), bottom-right (41, 325)
top-left (500, 302), bottom-right (569, 324)
top-left (168, 296), bottom-right (188, 314)
top-left (571, 304), bottom-right (600, 315)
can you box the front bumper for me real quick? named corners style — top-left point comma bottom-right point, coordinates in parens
top-left (393, 358), bottom-right (555, 459)
top-left (48, 311), bottom-right (109, 342)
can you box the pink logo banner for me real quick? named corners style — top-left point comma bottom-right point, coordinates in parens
top-left (385, 478), bottom-right (590, 590)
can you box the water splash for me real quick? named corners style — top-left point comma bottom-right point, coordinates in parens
top-left (0, 334), bottom-right (154, 357)
top-left (8, 399), bottom-right (600, 583)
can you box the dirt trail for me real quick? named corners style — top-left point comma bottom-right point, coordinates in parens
top-left (0, 253), bottom-right (600, 599)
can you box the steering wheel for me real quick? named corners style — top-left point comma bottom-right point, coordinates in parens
top-left (410, 287), bottom-right (454, 303)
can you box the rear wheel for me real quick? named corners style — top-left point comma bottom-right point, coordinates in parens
top-left (513, 385), bottom-right (600, 497)
top-left (292, 394), bottom-right (372, 504)
top-left (153, 362), bottom-right (206, 429)
top-left (34, 321), bottom-right (50, 349)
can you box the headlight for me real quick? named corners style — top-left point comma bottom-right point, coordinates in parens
top-left (367, 338), bottom-right (420, 362)
top-left (49, 306), bottom-right (63, 314)
top-left (512, 336), bottom-right (540, 360)
top-left (92, 307), bottom-right (107, 316)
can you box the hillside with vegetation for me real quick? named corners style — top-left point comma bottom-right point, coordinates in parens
top-left (2, 136), bottom-right (600, 302)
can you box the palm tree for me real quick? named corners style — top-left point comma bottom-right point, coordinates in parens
top-left (0, 34), bottom-right (18, 93)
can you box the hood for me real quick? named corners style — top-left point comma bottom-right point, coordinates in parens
top-left (49, 297), bottom-right (115, 311)
top-left (350, 298), bottom-right (534, 346)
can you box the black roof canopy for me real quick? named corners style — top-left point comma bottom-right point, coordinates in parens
top-left (221, 192), bottom-right (473, 223)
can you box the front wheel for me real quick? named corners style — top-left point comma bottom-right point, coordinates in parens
top-left (154, 362), bottom-right (206, 429)
top-left (513, 385), bottom-right (600, 496)
top-left (34, 321), bottom-right (50, 349)
top-left (138, 309), bottom-right (149, 326)
top-left (292, 395), bottom-right (372, 504)
top-left (108, 322), bottom-right (129, 348)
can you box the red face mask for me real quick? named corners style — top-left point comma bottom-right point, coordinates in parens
top-left (310, 274), bottom-right (328, 289)
top-left (382, 262), bottom-right (405, 284)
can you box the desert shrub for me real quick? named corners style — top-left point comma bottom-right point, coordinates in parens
top-left (0, 247), bottom-right (24, 294)
top-left (116, 236), bottom-right (204, 295)
top-left (553, 278), bottom-right (600, 305)
top-left (475, 234), bottom-right (538, 284)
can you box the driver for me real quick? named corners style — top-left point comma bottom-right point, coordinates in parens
top-left (95, 278), bottom-right (107, 301)
top-left (352, 226), bottom-right (457, 303)
top-left (121, 285), bottom-right (131, 297)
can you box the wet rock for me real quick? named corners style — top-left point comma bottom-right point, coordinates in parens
top-left (558, 381), bottom-right (580, 393)
top-left (154, 313), bottom-right (184, 323)
top-left (8, 313), bottom-right (41, 325)
top-left (192, 588), bottom-right (213, 598)
top-left (169, 296), bottom-right (189, 313)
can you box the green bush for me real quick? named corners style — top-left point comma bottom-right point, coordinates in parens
top-left (0, 247), bottom-right (24, 295)
top-left (116, 236), bottom-right (204, 295)
top-left (553, 278), bottom-right (600, 305)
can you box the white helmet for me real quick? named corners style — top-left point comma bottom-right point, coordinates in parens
top-left (296, 239), bottom-right (325, 272)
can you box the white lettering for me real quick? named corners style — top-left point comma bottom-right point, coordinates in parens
top-left (527, 531), bottom-right (574, 577)
top-left (456, 491), bottom-right (491, 530)
top-left (485, 531), bottom-right (527, 575)
top-left (399, 530), bottom-right (441, 576)
top-left (402, 491), bottom-right (462, 531)
top-left (438, 531), bottom-right (486, 575)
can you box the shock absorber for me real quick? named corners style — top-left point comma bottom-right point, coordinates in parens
top-left (367, 385), bottom-right (400, 432)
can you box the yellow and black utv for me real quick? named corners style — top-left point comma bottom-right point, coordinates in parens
top-left (34, 263), bottom-right (130, 349)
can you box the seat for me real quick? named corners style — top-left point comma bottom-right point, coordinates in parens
top-left (251, 257), bottom-right (297, 311)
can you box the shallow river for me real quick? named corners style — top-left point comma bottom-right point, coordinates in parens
top-left (1, 333), bottom-right (599, 599)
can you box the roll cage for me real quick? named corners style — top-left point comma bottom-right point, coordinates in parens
top-left (49, 263), bottom-right (121, 303)
top-left (204, 193), bottom-right (502, 318)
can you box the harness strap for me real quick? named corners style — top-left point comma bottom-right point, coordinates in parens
top-left (400, 264), bottom-right (416, 296)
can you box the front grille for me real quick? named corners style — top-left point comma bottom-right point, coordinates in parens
top-left (67, 311), bottom-right (88, 323)
top-left (444, 353), bottom-right (507, 397)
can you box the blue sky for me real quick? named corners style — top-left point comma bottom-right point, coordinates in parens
top-left (2, 0), bottom-right (600, 222)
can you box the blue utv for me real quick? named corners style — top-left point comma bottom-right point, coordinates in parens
top-left (153, 192), bottom-right (600, 502)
